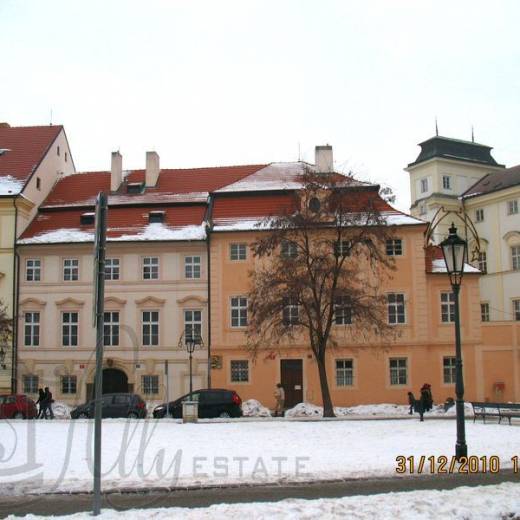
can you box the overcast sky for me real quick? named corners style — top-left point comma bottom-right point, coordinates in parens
top-left (1, 0), bottom-right (519, 210)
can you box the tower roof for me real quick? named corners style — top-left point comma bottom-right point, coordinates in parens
top-left (407, 135), bottom-right (504, 168)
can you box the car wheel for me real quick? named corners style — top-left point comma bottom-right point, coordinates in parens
top-left (78, 412), bottom-right (89, 419)
top-left (13, 411), bottom-right (25, 419)
top-left (127, 412), bottom-right (139, 419)
top-left (219, 411), bottom-right (231, 418)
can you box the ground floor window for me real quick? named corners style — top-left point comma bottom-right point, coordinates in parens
top-left (230, 360), bottom-right (249, 382)
top-left (23, 374), bottom-right (39, 394)
top-left (389, 358), bottom-right (407, 385)
top-left (336, 359), bottom-right (353, 386)
top-left (443, 356), bottom-right (456, 384)
top-left (142, 375), bottom-right (159, 395)
top-left (61, 375), bottom-right (77, 394)
top-left (480, 303), bottom-right (490, 322)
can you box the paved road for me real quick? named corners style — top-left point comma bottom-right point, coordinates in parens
top-left (1, 470), bottom-right (518, 518)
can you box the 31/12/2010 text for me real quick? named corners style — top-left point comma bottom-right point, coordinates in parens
top-left (395, 455), bottom-right (519, 474)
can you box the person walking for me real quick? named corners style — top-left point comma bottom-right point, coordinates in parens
top-left (407, 392), bottom-right (415, 415)
top-left (43, 387), bottom-right (55, 420)
top-left (416, 385), bottom-right (431, 421)
top-left (35, 388), bottom-right (46, 419)
top-left (421, 383), bottom-right (433, 411)
top-left (274, 383), bottom-right (285, 417)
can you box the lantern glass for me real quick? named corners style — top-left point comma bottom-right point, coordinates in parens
top-left (441, 223), bottom-right (467, 285)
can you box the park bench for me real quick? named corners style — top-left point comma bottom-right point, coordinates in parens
top-left (471, 401), bottom-right (520, 425)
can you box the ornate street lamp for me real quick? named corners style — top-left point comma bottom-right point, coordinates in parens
top-left (440, 223), bottom-right (468, 460)
top-left (178, 332), bottom-right (204, 400)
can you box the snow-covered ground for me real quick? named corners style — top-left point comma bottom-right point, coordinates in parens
top-left (6, 483), bottom-right (520, 519)
top-left (1, 417), bottom-right (518, 496)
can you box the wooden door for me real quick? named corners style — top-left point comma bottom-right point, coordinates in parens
top-left (280, 359), bottom-right (303, 408)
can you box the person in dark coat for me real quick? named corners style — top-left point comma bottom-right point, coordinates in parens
top-left (43, 387), bottom-right (55, 420)
top-left (35, 388), bottom-right (46, 419)
top-left (421, 383), bottom-right (433, 411)
top-left (407, 392), bottom-right (415, 415)
top-left (416, 385), bottom-right (431, 421)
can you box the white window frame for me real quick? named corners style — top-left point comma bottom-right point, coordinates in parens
top-left (143, 257), bottom-right (159, 280)
top-left (62, 311), bottom-right (79, 347)
top-left (230, 243), bottom-right (247, 261)
top-left (389, 358), bottom-right (407, 386)
top-left (334, 296), bottom-right (352, 325)
top-left (443, 356), bottom-right (456, 384)
top-left (475, 208), bottom-right (484, 223)
top-left (185, 256), bottom-right (201, 279)
top-left (24, 311), bottom-right (40, 347)
top-left (103, 311), bottom-right (120, 346)
top-left (387, 293), bottom-right (405, 324)
top-left (420, 178), bottom-right (428, 193)
top-left (386, 239), bottom-right (403, 256)
top-left (441, 292), bottom-right (455, 323)
top-left (281, 240), bottom-right (298, 259)
top-left (63, 258), bottom-right (79, 281)
top-left (283, 297), bottom-right (299, 325)
top-left (513, 299), bottom-right (520, 321)
top-left (336, 359), bottom-right (354, 387)
top-left (477, 251), bottom-right (487, 273)
top-left (23, 374), bottom-right (39, 394)
top-left (25, 259), bottom-right (41, 282)
top-left (184, 309), bottom-right (202, 341)
top-left (230, 296), bottom-right (248, 328)
top-left (104, 258), bottom-right (120, 281)
top-left (230, 360), bottom-right (249, 383)
top-left (442, 175), bottom-right (451, 190)
top-left (61, 375), bottom-right (77, 394)
top-left (512, 246), bottom-right (520, 271)
top-left (142, 310), bottom-right (159, 346)
top-left (480, 302), bottom-right (490, 322)
top-left (334, 239), bottom-right (352, 257)
top-left (142, 375), bottom-right (159, 395)
top-left (507, 199), bottom-right (519, 215)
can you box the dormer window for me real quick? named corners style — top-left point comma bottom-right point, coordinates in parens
top-left (80, 212), bottom-right (95, 225)
top-left (127, 182), bottom-right (144, 194)
top-left (149, 211), bottom-right (165, 224)
top-left (36, 177), bottom-right (41, 190)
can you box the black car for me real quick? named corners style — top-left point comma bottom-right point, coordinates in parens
top-left (153, 389), bottom-right (242, 419)
top-left (70, 393), bottom-right (147, 419)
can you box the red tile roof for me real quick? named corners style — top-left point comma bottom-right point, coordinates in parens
top-left (0, 125), bottom-right (63, 184)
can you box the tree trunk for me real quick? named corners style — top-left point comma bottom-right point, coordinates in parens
top-left (316, 352), bottom-right (335, 417)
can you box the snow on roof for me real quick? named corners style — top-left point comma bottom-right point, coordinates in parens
top-left (431, 259), bottom-right (480, 274)
top-left (0, 175), bottom-right (24, 195)
top-left (18, 223), bottom-right (207, 245)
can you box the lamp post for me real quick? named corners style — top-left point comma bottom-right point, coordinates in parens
top-left (440, 223), bottom-right (468, 460)
top-left (178, 332), bottom-right (204, 400)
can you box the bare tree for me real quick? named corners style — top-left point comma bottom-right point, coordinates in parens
top-left (0, 300), bottom-right (12, 349)
top-left (247, 168), bottom-right (397, 417)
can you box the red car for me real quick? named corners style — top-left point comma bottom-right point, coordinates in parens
top-left (0, 394), bottom-right (38, 419)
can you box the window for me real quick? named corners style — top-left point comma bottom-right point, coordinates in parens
top-left (36, 177), bottom-right (41, 190)
top-left (65, 151), bottom-right (68, 162)
top-left (62, 312), bottom-right (79, 346)
top-left (231, 297), bottom-right (248, 327)
top-left (61, 375), bottom-right (77, 394)
top-left (57, 145), bottom-right (60, 156)
top-left (80, 213), bottom-right (95, 225)
top-left (143, 257), bottom-right (159, 279)
top-left (475, 208), bottom-right (484, 223)
top-left (105, 258), bottom-right (120, 280)
top-left (478, 252), bottom-right (487, 274)
top-left (507, 199), bottom-right (519, 215)
top-left (334, 296), bottom-right (352, 325)
top-left (63, 259), bottom-right (79, 281)
top-left (420, 178), bottom-right (428, 193)
top-left (24, 312), bottom-right (40, 347)
top-left (149, 211), bottom-right (164, 224)
top-left (481, 303), bottom-right (490, 322)
top-left (442, 175), bottom-right (451, 190)
top-left (281, 240), bottom-right (298, 259)
top-left (283, 297), bottom-right (299, 325)
top-left (443, 357), bottom-right (456, 384)
top-left (230, 243), bottom-right (247, 261)
top-left (185, 256), bottom-right (201, 279)
top-left (142, 311), bottom-right (159, 346)
top-left (230, 360), bottom-right (249, 382)
top-left (103, 311), bottom-right (119, 346)
top-left (512, 246), bottom-right (520, 271)
top-left (127, 183), bottom-right (143, 194)
top-left (334, 240), bottom-right (351, 257)
top-left (23, 375), bottom-right (38, 394)
top-left (419, 203), bottom-right (427, 216)
top-left (386, 239), bottom-right (403, 256)
top-left (441, 292), bottom-right (455, 323)
top-left (389, 358), bottom-right (407, 385)
top-left (26, 259), bottom-right (41, 281)
top-left (513, 300), bottom-right (520, 321)
top-left (309, 197), bottom-right (321, 213)
top-left (184, 309), bottom-right (202, 341)
top-left (387, 293), bottom-right (405, 324)
top-left (142, 375), bottom-right (159, 395)
top-left (336, 359), bottom-right (354, 386)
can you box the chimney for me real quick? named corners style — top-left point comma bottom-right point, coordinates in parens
top-left (110, 151), bottom-right (123, 192)
top-left (315, 145), bottom-right (333, 173)
top-left (145, 151), bottom-right (160, 187)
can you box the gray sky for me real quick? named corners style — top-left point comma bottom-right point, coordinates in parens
top-left (1, 0), bottom-right (519, 211)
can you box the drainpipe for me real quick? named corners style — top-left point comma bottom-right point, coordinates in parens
top-left (11, 196), bottom-right (19, 394)
top-left (205, 195), bottom-right (214, 389)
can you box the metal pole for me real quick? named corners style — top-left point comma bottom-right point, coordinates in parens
top-left (165, 360), bottom-right (169, 418)
top-left (453, 284), bottom-right (467, 460)
top-left (93, 193), bottom-right (107, 516)
top-left (189, 348), bottom-right (193, 400)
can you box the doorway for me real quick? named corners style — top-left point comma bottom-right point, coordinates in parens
top-left (280, 359), bottom-right (303, 408)
top-left (86, 368), bottom-right (130, 400)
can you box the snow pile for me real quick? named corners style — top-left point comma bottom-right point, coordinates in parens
top-left (52, 401), bottom-right (72, 420)
top-left (285, 402), bottom-right (323, 417)
top-left (241, 399), bottom-right (272, 417)
top-left (9, 482), bottom-right (520, 519)
top-left (18, 229), bottom-right (94, 244)
top-left (112, 223), bottom-right (206, 242)
top-left (0, 175), bottom-right (24, 195)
